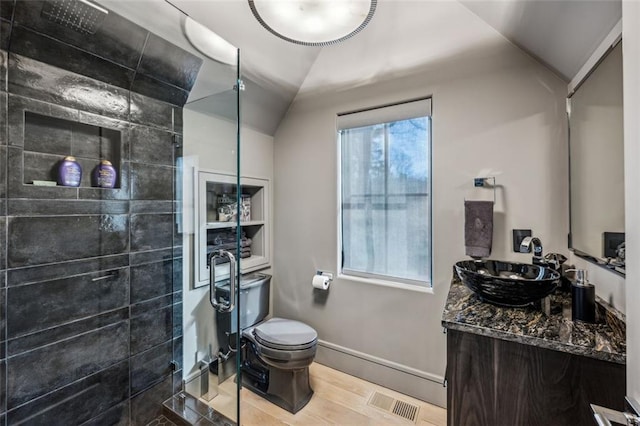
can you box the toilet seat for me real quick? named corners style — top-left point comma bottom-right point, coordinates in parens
top-left (253, 318), bottom-right (317, 351)
top-left (242, 317), bottom-right (318, 369)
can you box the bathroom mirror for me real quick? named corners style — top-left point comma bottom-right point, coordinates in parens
top-left (568, 40), bottom-right (624, 273)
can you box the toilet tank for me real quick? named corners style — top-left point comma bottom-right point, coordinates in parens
top-left (216, 272), bottom-right (271, 333)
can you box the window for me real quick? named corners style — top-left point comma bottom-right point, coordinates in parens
top-left (338, 98), bottom-right (432, 287)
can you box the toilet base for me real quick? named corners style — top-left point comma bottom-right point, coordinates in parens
top-left (242, 344), bottom-right (313, 414)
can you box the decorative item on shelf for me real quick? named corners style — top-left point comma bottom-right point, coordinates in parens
top-left (218, 204), bottom-right (234, 222)
top-left (92, 160), bottom-right (117, 188)
top-left (240, 194), bottom-right (251, 222)
top-left (216, 193), bottom-right (251, 222)
top-left (57, 156), bottom-right (82, 187)
top-left (206, 190), bottom-right (217, 222)
top-left (217, 193), bottom-right (235, 222)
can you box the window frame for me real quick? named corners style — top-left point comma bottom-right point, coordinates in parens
top-left (336, 98), bottom-right (433, 289)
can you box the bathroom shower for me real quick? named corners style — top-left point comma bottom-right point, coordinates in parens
top-left (41, 0), bottom-right (108, 34)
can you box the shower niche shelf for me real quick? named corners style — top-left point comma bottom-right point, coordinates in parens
top-left (22, 111), bottom-right (122, 189)
top-left (195, 169), bottom-right (271, 289)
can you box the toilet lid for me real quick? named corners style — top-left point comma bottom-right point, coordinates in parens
top-left (253, 318), bottom-right (317, 347)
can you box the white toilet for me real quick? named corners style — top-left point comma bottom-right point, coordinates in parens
top-left (216, 273), bottom-right (318, 413)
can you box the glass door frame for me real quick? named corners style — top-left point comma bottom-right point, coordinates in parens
top-left (234, 48), bottom-right (243, 424)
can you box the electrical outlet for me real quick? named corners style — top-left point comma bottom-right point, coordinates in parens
top-left (513, 229), bottom-right (532, 252)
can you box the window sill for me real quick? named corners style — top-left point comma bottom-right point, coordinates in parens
top-left (338, 273), bottom-right (434, 294)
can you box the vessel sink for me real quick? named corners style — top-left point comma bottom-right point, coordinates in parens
top-left (454, 260), bottom-right (561, 307)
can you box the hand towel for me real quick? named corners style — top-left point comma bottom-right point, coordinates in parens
top-left (464, 200), bottom-right (494, 259)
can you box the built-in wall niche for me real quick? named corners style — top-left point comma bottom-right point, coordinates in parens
top-left (23, 111), bottom-right (122, 189)
top-left (195, 170), bottom-right (271, 288)
top-left (204, 181), bottom-right (265, 224)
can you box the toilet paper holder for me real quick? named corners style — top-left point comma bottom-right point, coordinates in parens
top-left (312, 270), bottom-right (333, 291)
top-left (316, 270), bottom-right (333, 281)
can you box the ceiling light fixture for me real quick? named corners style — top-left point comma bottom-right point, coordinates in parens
top-left (248, 0), bottom-right (377, 46)
top-left (184, 16), bottom-right (238, 65)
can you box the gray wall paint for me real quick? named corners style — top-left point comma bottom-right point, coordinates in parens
top-left (272, 21), bottom-right (568, 405)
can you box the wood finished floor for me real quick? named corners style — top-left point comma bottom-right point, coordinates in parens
top-left (208, 362), bottom-right (446, 426)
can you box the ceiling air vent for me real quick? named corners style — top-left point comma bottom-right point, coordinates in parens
top-left (367, 391), bottom-right (420, 423)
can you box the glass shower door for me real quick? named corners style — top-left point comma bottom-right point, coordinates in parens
top-left (179, 41), bottom-right (244, 424)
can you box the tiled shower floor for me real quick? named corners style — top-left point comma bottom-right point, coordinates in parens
top-left (147, 415), bottom-right (178, 426)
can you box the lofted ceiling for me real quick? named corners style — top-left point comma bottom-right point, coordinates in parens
top-left (98, 0), bottom-right (621, 136)
top-left (460, 0), bottom-right (621, 81)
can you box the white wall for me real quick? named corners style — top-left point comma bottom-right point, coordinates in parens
top-left (182, 109), bottom-right (274, 376)
top-left (623, 0), bottom-right (640, 403)
top-left (272, 2), bottom-right (567, 406)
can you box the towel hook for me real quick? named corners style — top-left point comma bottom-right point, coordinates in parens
top-left (468, 176), bottom-right (496, 203)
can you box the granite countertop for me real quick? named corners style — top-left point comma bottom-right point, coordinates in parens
top-left (442, 275), bottom-right (626, 364)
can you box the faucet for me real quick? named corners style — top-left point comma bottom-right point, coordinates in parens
top-left (520, 236), bottom-right (544, 265)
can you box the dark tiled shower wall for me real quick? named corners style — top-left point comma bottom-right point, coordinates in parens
top-left (1, 0), bottom-right (201, 107)
top-left (0, 2), bottom-right (197, 423)
top-left (0, 54), bottom-right (184, 425)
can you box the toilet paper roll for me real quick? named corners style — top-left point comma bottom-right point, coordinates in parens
top-left (312, 274), bottom-right (330, 290)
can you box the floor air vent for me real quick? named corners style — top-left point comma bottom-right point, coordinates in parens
top-left (367, 391), bottom-right (420, 423)
top-left (369, 392), bottom-right (395, 411)
top-left (393, 399), bottom-right (419, 422)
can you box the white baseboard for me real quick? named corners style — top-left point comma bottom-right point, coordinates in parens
top-left (315, 339), bottom-right (447, 408)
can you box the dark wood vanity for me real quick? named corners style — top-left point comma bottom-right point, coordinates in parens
top-left (442, 277), bottom-right (626, 426)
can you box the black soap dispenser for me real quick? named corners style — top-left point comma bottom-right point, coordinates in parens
top-left (569, 269), bottom-right (596, 323)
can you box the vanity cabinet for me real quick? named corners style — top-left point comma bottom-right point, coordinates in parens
top-left (195, 170), bottom-right (270, 288)
top-left (446, 329), bottom-right (625, 425)
top-left (442, 275), bottom-right (627, 426)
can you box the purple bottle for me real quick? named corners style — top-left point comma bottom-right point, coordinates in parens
top-left (58, 156), bottom-right (82, 187)
top-left (93, 160), bottom-right (117, 188)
